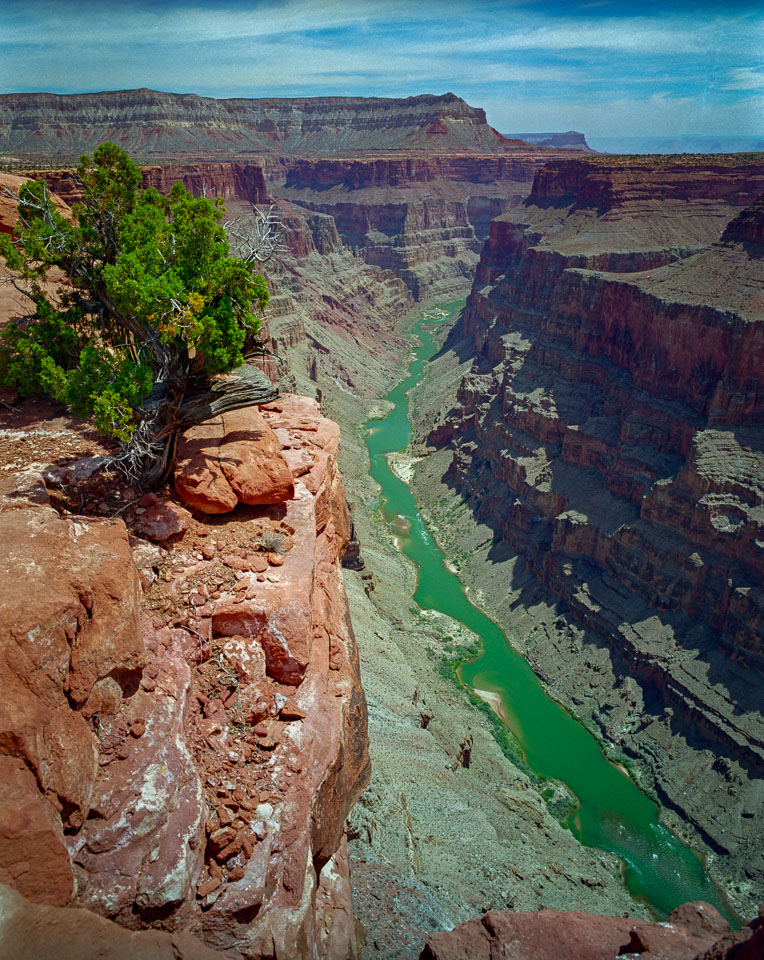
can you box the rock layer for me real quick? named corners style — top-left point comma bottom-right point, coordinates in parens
top-left (274, 154), bottom-right (577, 301)
top-left (0, 89), bottom-right (524, 159)
top-left (38, 162), bottom-right (268, 208)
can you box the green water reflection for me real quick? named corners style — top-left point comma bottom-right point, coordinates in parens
top-left (365, 302), bottom-right (736, 923)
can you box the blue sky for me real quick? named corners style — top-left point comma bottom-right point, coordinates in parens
top-left (0, 0), bottom-right (762, 138)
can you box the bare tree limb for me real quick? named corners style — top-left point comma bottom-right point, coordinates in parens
top-left (225, 203), bottom-right (285, 264)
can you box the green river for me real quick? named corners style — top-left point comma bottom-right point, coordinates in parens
top-left (365, 301), bottom-right (736, 923)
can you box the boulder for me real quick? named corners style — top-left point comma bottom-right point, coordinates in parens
top-left (173, 417), bottom-right (238, 514)
top-left (219, 406), bottom-right (295, 505)
top-left (174, 407), bottom-right (294, 514)
top-left (133, 499), bottom-right (192, 541)
top-left (0, 477), bottom-right (143, 829)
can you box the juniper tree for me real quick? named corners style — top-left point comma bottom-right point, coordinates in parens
top-left (0, 142), bottom-right (281, 485)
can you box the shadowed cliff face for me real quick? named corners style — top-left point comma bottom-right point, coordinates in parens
top-left (273, 154), bottom-right (578, 301)
top-left (428, 161), bottom-right (764, 904)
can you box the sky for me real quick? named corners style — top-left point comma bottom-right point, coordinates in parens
top-left (0, 0), bottom-right (762, 140)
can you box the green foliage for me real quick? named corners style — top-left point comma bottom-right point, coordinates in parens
top-left (0, 142), bottom-right (269, 442)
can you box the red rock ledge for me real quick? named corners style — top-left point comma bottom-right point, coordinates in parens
top-left (420, 901), bottom-right (764, 960)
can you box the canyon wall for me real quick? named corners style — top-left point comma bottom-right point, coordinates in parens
top-left (429, 157), bottom-right (764, 900)
top-left (4, 90), bottom-right (584, 307)
top-left (35, 152), bottom-right (560, 307)
top-left (0, 89), bottom-right (529, 160)
top-left (273, 154), bottom-right (570, 301)
top-left (39, 162), bottom-right (269, 207)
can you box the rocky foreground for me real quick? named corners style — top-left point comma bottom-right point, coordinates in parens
top-left (0, 391), bottom-right (369, 959)
top-left (421, 901), bottom-right (764, 960)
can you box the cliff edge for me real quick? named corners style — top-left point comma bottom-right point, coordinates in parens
top-left (0, 390), bottom-right (369, 960)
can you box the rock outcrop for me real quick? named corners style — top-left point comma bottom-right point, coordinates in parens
top-left (0, 472), bottom-right (144, 854)
top-left (0, 396), bottom-right (369, 960)
top-left (174, 407), bottom-right (295, 513)
top-left (429, 158), bottom-right (764, 906)
top-left (0, 884), bottom-right (233, 960)
top-left (37, 162), bottom-right (269, 208)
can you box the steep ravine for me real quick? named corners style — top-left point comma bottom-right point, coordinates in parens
top-left (372, 306), bottom-right (747, 922)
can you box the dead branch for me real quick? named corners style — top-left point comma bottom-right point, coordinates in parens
top-left (224, 203), bottom-right (285, 264)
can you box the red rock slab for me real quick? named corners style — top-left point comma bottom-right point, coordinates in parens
top-left (174, 417), bottom-right (239, 515)
top-left (0, 758), bottom-right (73, 907)
top-left (174, 407), bottom-right (295, 513)
top-left (211, 484), bottom-right (317, 686)
top-left (315, 833), bottom-right (360, 960)
top-left (695, 907), bottom-right (763, 959)
top-left (420, 907), bottom-right (727, 960)
top-left (0, 883), bottom-right (234, 960)
top-left (219, 406), bottom-right (295, 505)
top-left (221, 635), bottom-right (267, 684)
top-left (0, 483), bottom-right (143, 828)
top-left (197, 397), bottom-right (369, 959)
top-left (133, 499), bottom-right (192, 542)
top-left (72, 623), bottom-right (206, 923)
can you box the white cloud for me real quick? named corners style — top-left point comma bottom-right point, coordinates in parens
top-left (0, 0), bottom-right (762, 139)
top-left (721, 66), bottom-right (764, 90)
top-left (0, 0), bottom-right (381, 46)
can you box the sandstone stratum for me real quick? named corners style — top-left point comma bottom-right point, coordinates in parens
top-left (1, 94), bottom-right (763, 959)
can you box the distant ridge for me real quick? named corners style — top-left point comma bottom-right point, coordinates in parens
top-left (505, 130), bottom-right (594, 151)
top-left (0, 88), bottom-right (540, 160)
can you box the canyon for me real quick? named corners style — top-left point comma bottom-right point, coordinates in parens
top-left (0, 90), bottom-right (762, 959)
top-left (411, 156), bottom-right (764, 916)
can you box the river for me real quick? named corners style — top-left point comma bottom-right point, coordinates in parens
top-left (364, 301), bottom-right (736, 923)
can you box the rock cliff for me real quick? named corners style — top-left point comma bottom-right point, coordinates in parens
top-left (273, 154), bottom-right (571, 301)
top-left (39, 162), bottom-right (269, 207)
top-left (0, 395), bottom-right (369, 960)
top-left (427, 158), bottom-right (764, 907)
top-left (0, 89), bottom-right (524, 160)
